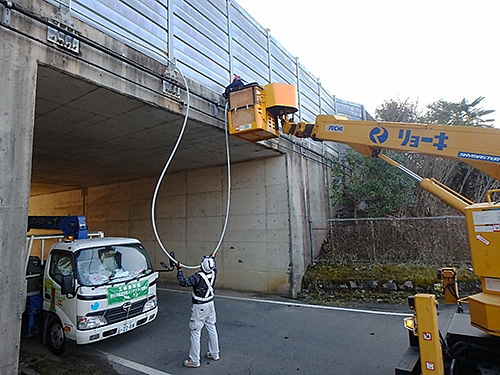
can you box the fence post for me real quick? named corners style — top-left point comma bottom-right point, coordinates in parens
top-left (370, 219), bottom-right (376, 262)
top-left (445, 217), bottom-right (451, 264)
top-left (309, 219), bottom-right (314, 263)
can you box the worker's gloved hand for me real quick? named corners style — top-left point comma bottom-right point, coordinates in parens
top-left (169, 252), bottom-right (176, 268)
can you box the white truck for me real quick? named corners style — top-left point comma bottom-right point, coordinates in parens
top-left (25, 216), bottom-right (158, 355)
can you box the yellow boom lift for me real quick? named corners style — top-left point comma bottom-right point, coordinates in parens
top-left (226, 82), bottom-right (500, 375)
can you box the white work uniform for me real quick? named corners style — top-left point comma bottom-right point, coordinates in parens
top-left (189, 300), bottom-right (219, 364)
top-left (188, 271), bottom-right (219, 364)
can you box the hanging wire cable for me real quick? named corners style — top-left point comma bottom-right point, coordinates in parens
top-left (151, 69), bottom-right (231, 269)
top-left (150, 63), bottom-right (194, 268)
top-left (211, 101), bottom-right (231, 258)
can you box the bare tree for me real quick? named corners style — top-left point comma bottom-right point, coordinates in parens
top-left (373, 97), bottom-right (498, 216)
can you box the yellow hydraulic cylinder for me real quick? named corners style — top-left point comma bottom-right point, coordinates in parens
top-left (414, 294), bottom-right (444, 375)
top-left (419, 178), bottom-right (472, 215)
top-left (439, 267), bottom-right (459, 304)
top-left (377, 153), bottom-right (473, 214)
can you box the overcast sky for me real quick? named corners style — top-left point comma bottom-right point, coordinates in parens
top-left (235, 0), bottom-right (499, 124)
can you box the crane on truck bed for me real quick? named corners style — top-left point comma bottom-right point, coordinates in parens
top-left (226, 82), bottom-right (500, 375)
top-left (24, 215), bottom-right (158, 356)
top-left (28, 215), bottom-right (89, 239)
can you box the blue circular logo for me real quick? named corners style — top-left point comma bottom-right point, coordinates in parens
top-left (369, 126), bottom-right (388, 144)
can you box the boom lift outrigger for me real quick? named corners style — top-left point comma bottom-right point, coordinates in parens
top-left (226, 82), bottom-right (500, 374)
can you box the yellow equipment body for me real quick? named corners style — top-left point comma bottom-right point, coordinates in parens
top-left (465, 201), bottom-right (500, 281)
top-left (263, 83), bottom-right (298, 116)
top-left (227, 83), bottom-right (297, 142)
top-left (414, 294), bottom-right (444, 375)
top-left (468, 292), bottom-right (500, 336)
top-left (465, 196), bottom-right (500, 336)
top-left (227, 82), bottom-right (500, 372)
top-left (227, 83), bottom-right (278, 142)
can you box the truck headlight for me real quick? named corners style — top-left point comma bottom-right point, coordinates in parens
top-left (78, 315), bottom-right (107, 330)
top-left (143, 296), bottom-right (157, 312)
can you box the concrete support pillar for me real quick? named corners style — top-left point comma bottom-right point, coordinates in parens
top-left (286, 151), bottom-right (310, 297)
top-left (0, 25), bottom-right (37, 374)
top-left (285, 146), bottom-right (332, 296)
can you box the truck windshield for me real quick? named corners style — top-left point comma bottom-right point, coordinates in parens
top-left (75, 243), bottom-right (153, 286)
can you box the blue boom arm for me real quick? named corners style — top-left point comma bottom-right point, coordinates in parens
top-left (27, 216), bottom-right (89, 239)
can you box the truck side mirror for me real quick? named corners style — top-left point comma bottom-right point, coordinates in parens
top-left (61, 275), bottom-right (75, 295)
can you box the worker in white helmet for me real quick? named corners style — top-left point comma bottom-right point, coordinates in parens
top-left (177, 255), bottom-right (220, 368)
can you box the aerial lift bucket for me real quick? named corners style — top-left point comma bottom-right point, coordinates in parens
top-left (227, 83), bottom-right (298, 142)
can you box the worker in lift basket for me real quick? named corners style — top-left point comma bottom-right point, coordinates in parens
top-left (177, 255), bottom-right (220, 368)
top-left (222, 75), bottom-right (244, 99)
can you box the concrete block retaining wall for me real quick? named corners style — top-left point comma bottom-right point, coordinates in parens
top-left (29, 156), bottom-right (292, 294)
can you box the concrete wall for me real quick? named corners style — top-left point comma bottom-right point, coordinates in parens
top-left (29, 156), bottom-right (293, 294)
top-left (0, 12), bottom-right (37, 373)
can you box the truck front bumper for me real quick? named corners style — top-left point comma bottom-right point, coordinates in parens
top-left (75, 306), bottom-right (158, 345)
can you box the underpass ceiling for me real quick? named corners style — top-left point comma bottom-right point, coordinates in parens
top-left (31, 67), bottom-right (280, 196)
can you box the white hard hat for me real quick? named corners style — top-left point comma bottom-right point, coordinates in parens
top-left (201, 256), bottom-right (215, 273)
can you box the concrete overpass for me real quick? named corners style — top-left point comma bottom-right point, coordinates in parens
top-left (1, 0), bottom-right (367, 372)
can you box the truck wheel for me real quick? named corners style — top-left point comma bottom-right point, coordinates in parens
top-left (47, 317), bottom-right (74, 356)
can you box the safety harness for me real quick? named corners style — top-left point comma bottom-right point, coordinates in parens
top-left (192, 271), bottom-right (215, 303)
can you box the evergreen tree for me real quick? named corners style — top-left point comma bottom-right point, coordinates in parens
top-left (422, 97), bottom-right (495, 127)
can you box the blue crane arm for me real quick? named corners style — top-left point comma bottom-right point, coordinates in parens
top-left (27, 216), bottom-right (88, 239)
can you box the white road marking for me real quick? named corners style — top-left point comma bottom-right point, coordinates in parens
top-left (93, 349), bottom-right (173, 375)
top-left (157, 287), bottom-right (411, 317)
top-left (91, 288), bottom-right (409, 374)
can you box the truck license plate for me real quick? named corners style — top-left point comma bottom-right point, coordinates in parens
top-left (119, 321), bottom-right (136, 334)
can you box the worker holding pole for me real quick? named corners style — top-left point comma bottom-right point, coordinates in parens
top-left (177, 255), bottom-right (220, 368)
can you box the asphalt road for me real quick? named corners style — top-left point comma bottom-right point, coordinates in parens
top-left (20, 286), bottom-right (413, 375)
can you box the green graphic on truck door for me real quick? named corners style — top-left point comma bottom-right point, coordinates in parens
top-left (44, 278), bottom-right (66, 312)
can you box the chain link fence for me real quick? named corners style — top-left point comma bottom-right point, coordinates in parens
top-left (310, 216), bottom-right (471, 266)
